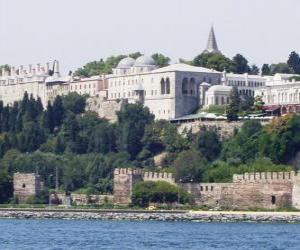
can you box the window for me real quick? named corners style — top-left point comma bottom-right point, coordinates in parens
top-left (161, 78), bottom-right (165, 94)
top-left (22, 183), bottom-right (26, 188)
top-left (182, 78), bottom-right (188, 94)
top-left (271, 195), bottom-right (276, 205)
top-left (166, 78), bottom-right (171, 94)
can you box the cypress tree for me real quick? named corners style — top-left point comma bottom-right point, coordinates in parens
top-left (53, 96), bottom-right (65, 127)
top-left (227, 87), bottom-right (240, 122)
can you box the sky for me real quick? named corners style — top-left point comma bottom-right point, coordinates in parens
top-left (0, 0), bottom-right (300, 73)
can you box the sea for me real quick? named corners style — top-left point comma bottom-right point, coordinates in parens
top-left (0, 219), bottom-right (299, 250)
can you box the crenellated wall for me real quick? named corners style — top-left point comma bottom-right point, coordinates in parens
top-left (232, 171), bottom-right (296, 183)
top-left (143, 172), bottom-right (175, 185)
top-left (114, 168), bottom-right (300, 209)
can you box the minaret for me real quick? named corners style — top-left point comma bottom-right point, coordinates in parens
top-left (203, 26), bottom-right (221, 54)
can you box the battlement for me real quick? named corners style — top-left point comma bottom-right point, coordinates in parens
top-left (114, 168), bottom-right (176, 185)
top-left (233, 171), bottom-right (296, 183)
top-left (143, 171), bottom-right (175, 184)
top-left (114, 168), bottom-right (144, 176)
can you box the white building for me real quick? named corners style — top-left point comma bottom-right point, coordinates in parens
top-left (223, 72), bottom-right (266, 97)
top-left (255, 73), bottom-right (300, 114)
top-left (107, 55), bottom-right (222, 119)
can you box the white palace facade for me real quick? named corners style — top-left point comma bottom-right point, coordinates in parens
top-left (2, 26), bottom-right (299, 120)
top-left (255, 73), bottom-right (300, 114)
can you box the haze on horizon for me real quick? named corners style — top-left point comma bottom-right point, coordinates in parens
top-left (0, 0), bottom-right (299, 73)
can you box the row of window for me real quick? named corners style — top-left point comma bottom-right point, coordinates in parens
top-left (239, 89), bottom-right (255, 96)
top-left (263, 92), bottom-right (300, 104)
top-left (110, 78), bottom-right (145, 87)
top-left (200, 186), bottom-right (214, 191)
top-left (228, 80), bottom-right (264, 87)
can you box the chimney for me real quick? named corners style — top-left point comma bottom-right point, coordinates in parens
top-left (19, 65), bottom-right (24, 75)
top-left (29, 64), bottom-right (32, 74)
top-left (11, 66), bottom-right (16, 76)
top-left (45, 62), bottom-right (50, 74)
top-left (36, 63), bottom-right (41, 73)
top-left (54, 60), bottom-right (59, 74)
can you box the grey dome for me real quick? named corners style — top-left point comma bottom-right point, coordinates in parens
top-left (117, 57), bottom-right (135, 69)
top-left (207, 85), bottom-right (232, 93)
top-left (134, 55), bottom-right (156, 67)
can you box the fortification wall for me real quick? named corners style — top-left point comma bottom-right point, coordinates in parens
top-left (113, 168), bottom-right (143, 204)
top-left (233, 171), bottom-right (296, 183)
top-left (182, 172), bottom-right (295, 209)
top-left (177, 121), bottom-right (243, 140)
top-left (177, 120), bottom-right (269, 140)
top-left (113, 168), bottom-right (177, 204)
top-left (86, 96), bottom-right (126, 122)
top-left (113, 168), bottom-right (297, 209)
top-left (143, 172), bottom-right (175, 185)
top-left (50, 193), bottom-right (113, 206)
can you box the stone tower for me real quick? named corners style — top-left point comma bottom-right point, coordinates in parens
top-left (13, 173), bottom-right (43, 203)
top-left (113, 168), bottom-right (143, 204)
top-left (203, 26), bottom-right (221, 54)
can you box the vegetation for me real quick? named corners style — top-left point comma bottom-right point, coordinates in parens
top-left (1, 50), bottom-right (300, 206)
top-left (0, 92), bottom-right (299, 205)
top-left (74, 52), bottom-right (170, 77)
top-left (132, 181), bottom-right (192, 207)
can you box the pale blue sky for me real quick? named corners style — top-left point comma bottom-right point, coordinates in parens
top-left (0, 0), bottom-right (300, 73)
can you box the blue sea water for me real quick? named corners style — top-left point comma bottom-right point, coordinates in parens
top-left (0, 219), bottom-right (300, 250)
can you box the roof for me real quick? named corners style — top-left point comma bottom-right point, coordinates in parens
top-left (117, 57), bottom-right (135, 69)
top-left (152, 63), bottom-right (220, 74)
top-left (203, 26), bottom-right (221, 54)
top-left (206, 84), bottom-right (232, 93)
top-left (134, 55), bottom-right (156, 67)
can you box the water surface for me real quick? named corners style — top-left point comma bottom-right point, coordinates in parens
top-left (0, 219), bottom-right (299, 249)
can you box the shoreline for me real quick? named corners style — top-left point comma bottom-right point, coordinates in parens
top-left (1, 209), bottom-right (300, 223)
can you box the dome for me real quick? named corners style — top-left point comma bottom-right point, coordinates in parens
top-left (134, 55), bottom-right (156, 67)
top-left (206, 85), bottom-right (232, 94)
top-left (117, 57), bottom-right (135, 69)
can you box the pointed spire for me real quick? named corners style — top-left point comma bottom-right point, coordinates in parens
top-left (203, 26), bottom-right (221, 54)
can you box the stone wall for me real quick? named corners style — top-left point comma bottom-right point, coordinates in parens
top-left (50, 193), bottom-right (114, 206)
top-left (113, 168), bottom-right (143, 204)
top-left (143, 172), bottom-right (175, 185)
top-left (114, 168), bottom-right (300, 209)
top-left (177, 120), bottom-right (243, 140)
top-left (86, 96), bottom-right (127, 122)
top-left (13, 173), bottom-right (43, 203)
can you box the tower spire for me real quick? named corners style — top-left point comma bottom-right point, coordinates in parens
top-left (203, 26), bottom-right (221, 54)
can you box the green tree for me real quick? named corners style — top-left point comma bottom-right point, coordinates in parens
top-left (250, 64), bottom-right (259, 75)
top-left (232, 54), bottom-right (250, 74)
top-left (151, 53), bottom-right (170, 68)
top-left (261, 64), bottom-right (271, 75)
top-left (193, 53), bottom-right (236, 72)
top-left (53, 95), bottom-right (65, 127)
top-left (287, 51), bottom-right (300, 74)
top-left (62, 92), bottom-right (86, 114)
top-left (194, 128), bottom-right (221, 162)
top-left (226, 87), bottom-right (240, 121)
top-left (0, 172), bottom-right (13, 203)
top-left (173, 150), bottom-right (207, 182)
top-left (270, 63), bottom-right (292, 74)
top-left (132, 181), bottom-right (192, 207)
top-left (117, 104), bottom-right (154, 159)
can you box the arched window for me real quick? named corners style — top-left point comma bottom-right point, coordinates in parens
top-left (161, 78), bottom-right (165, 94)
top-left (166, 78), bottom-right (170, 94)
top-left (182, 78), bottom-right (188, 94)
top-left (190, 78), bottom-right (195, 95)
